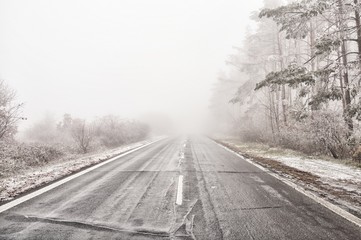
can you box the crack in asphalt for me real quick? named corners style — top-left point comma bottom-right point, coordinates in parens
top-left (214, 171), bottom-right (271, 174)
top-left (7, 214), bottom-right (170, 238)
top-left (172, 199), bottom-right (199, 234)
top-left (239, 206), bottom-right (283, 210)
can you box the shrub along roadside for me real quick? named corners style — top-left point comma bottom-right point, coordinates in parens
top-left (0, 141), bottom-right (65, 178)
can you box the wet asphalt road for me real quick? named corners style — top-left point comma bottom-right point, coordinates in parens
top-left (0, 136), bottom-right (361, 240)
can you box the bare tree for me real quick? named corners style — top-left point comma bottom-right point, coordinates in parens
top-left (0, 80), bottom-right (24, 140)
top-left (71, 119), bottom-right (94, 153)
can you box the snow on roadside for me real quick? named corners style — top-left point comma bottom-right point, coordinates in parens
top-left (266, 156), bottom-right (361, 182)
top-left (0, 136), bottom-right (165, 202)
top-left (224, 140), bottom-right (361, 182)
top-left (219, 139), bottom-right (361, 217)
top-left (262, 154), bottom-right (361, 196)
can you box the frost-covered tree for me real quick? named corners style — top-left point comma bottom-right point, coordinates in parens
top-left (219, 0), bottom-right (361, 158)
top-left (229, 0), bottom-right (290, 140)
top-left (258, 0), bottom-right (361, 133)
top-left (0, 80), bottom-right (24, 140)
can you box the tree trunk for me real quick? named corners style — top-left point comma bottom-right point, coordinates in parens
top-left (277, 31), bottom-right (287, 125)
top-left (354, 0), bottom-right (361, 71)
top-left (338, 0), bottom-right (354, 132)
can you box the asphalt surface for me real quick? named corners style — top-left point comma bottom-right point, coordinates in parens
top-left (0, 136), bottom-right (361, 240)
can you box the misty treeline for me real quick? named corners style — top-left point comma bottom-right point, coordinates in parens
top-left (0, 79), bottom-right (149, 176)
top-left (24, 113), bottom-right (149, 153)
top-left (210, 0), bottom-right (361, 161)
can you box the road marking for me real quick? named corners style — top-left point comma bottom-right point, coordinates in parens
top-left (176, 175), bottom-right (184, 205)
top-left (0, 138), bottom-right (166, 214)
top-left (213, 139), bottom-right (361, 228)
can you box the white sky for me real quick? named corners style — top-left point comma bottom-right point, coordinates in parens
top-left (0, 0), bottom-right (263, 131)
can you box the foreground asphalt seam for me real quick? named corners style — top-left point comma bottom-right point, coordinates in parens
top-left (8, 214), bottom-right (170, 238)
top-left (212, 139), bottom-right (361, 228)
top-left (0, 138), bottom-right (165, 214)
top-left (88, 170), bottom-right (274, 173)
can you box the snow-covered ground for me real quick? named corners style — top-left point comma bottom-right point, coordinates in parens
top-left (223, 140), bottom-right (361, 185)
top-left (220, 139), bottom-right (361, 216)
top-left (267, 155), bottom-right (361, 190)
top-left (0, 136), bottom-right (165, 202)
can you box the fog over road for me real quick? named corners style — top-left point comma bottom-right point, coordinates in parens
top-left (0, 137), bottom-right (360, 240)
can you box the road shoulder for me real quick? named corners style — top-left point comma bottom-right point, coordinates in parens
top-left (213, 138), bottom-right (361, 228)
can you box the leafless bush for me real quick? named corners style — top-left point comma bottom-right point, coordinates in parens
top-left (71, 119), bottom-right (94, 153)
top-left (0, 80), bottom-right (23, 140)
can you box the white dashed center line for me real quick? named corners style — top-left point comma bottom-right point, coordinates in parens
top-left (176, 175), bottom-right (184, 205)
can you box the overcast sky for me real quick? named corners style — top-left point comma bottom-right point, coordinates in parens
top-left (0, 0), bottom-right (263, 131)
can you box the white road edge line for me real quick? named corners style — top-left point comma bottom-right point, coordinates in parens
top-left (213, 139), bottom-right (361, 228)
top-left (176, 175), bottom-right (183, 205)
top-left (0, 138), bottom-right (166, 214)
